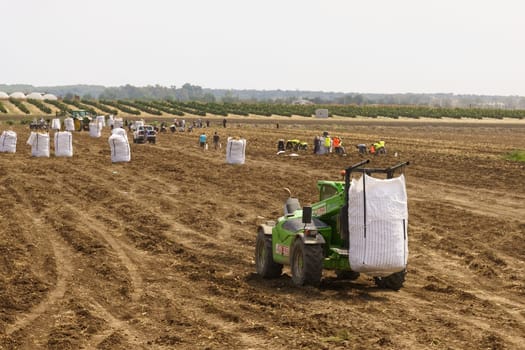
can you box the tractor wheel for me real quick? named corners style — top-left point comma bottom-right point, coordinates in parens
top-left (290, 239), bottom-right (323, 286)
top-left (255, 229), bottom-right (282, 278)
top-left (374, 270), bottom-right (406, 291)
top-left (335, 270), bottom-right (360, 280)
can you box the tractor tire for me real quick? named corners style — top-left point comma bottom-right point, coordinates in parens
top-left (374, 270), bottom-right (406, 291)
top-left (335, 270), bottom-right (360, 280)
top-left (255, 230), bottom-right (282, 278)
top-left (290, 239), bottom-right (323, 287)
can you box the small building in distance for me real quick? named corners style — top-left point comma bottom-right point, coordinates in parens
top-left (315, 108), bottom-right (329, 118)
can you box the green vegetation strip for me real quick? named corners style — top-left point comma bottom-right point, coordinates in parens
top-left (81, 99), bottom-right (119, 115)
top-left (9, 98), bottom-right (30, 114)
top-left (25, 99), bottom-right (53, 114)
top-left (505, 150), bottom-right (525, 162)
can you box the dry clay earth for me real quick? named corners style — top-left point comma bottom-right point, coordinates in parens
top-left (0, 117), bottom-right (524, 349)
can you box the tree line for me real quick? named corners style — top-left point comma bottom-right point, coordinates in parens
top-left (2, 83), bottom-right (525, 109)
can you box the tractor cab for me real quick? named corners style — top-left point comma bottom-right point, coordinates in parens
top-left (69, 110), bottom-right (92, 131)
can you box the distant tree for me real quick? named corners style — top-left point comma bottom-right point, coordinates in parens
top-left (221, 91), bottom-right (238, 103)
top-left (201, 93), bottom-right (216, 103)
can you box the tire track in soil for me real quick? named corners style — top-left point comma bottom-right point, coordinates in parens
top-left (155, 282), bottom-right (273, 350)
top-left (5, 219), bottom-right (73, 337)
top-left (69, 208), bottom-right (149, 347)
top-left (80, 214), bottom-right (145, 303)
top-left (86, 299), bottom-right (146, 349)
top-left (411, 180), bottom-right (525, 223)
top-left (409, 247), bottom-right (525, 347)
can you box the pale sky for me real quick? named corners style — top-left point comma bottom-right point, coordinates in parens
top-left (1, 0), bottom-right (524, 96)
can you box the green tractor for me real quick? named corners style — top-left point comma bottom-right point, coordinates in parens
top-left (255, 159), bottom-right (410, 289)
top-left (69, 109), bottom-right (92, 131)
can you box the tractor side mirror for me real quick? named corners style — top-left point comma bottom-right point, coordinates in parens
top-left (302, 206), bottom-right (312, 224)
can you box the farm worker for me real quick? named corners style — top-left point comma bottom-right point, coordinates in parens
top-left (333, 137), bottom-right (342, 154)
top-left (199, 132), bottom-right (207, 148)
top-left (313, 135), bottom-right (320, 154)
top-left (223, 118), bottom-right (227, 128)
top-left (356, 144), bottom-right (367, 154)
top-left (324, 136), bottom-right (332, 153)
top-left (369, 144), bottom-right (376, 154)
top-left (374, 141), bottom-right (386, 154)
top-left (213, 131), bottom-right (220, 150)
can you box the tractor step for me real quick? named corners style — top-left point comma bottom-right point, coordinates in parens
top-left (330, 248), bottom-right (349, 256)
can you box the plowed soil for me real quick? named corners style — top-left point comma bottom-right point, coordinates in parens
top-left (1, 116), bottom-right (524, 349)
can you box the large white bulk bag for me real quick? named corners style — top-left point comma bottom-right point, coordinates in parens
top-left (64, 117), bottom-right (75, 131)
top-left (89, 122), bottom-right (102, 138)
top-left (0, 130), bottom-right (17, 153)
top-left (96, 115), bottom-right (106, 127)
top-left (51, 118), bottom-right (61, 130)
top-left (109, 133), bottom-right (130, 163)
top-left (108, 115), bottom-right (114, 128)
top-left (226, 137), bottom-right (246, 164)
top-left (111, 127), bottom-right (128, 141)
top-left (348, 174), bottom-right (408, 276)
top-left (54, 131), bottom-right (73, 157)
top-left (27, 132), bottom-right (50, 157)
top-left (113, 117), bottom-right (124, 129)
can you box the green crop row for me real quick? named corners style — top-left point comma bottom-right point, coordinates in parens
top-left (100, 100), bottom-right (141, 115)
top-left (63, 99), bottom-right (98, 116)
top-left (9, 98), bottom-right (30, 114)
top-left (118, 100), bottom-right (162, 116)
top-left (138, 100), bottom-right (184, 116)
top-left (81, 99), bottom-right (119, 115)
top-left (20, 97), bottom-right (523, 120)
top-left (163, 101), bottom-right (206, 116)
top-left (25, 99), bottom-right (53, 114)
top-left (45, 100), bottom-right (73, 115)
top-left (0, 101), bottom-right (7, 113)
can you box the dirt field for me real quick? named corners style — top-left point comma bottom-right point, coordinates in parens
top-left (0, 116), bottom-right (524, 349)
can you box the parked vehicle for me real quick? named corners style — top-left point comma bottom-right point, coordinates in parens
top-left (133, 125), bottom-right (156, 144)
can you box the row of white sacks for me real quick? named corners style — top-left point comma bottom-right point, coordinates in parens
top-left (52, 115), bottom-right (123, 131)
top-left (26, 131), bottom-right (73, 157)
top-left (22, 129), bottom-right (129, 161)
top-left (2, 129), bottom-right (247, 164)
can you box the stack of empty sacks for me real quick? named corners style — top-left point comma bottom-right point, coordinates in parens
top-left (0, 130), bottom-right (17, 153)
top-left (109, 127), bottom-right (130, 163)
top-left (226, 137), bottom-right (246, 164)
